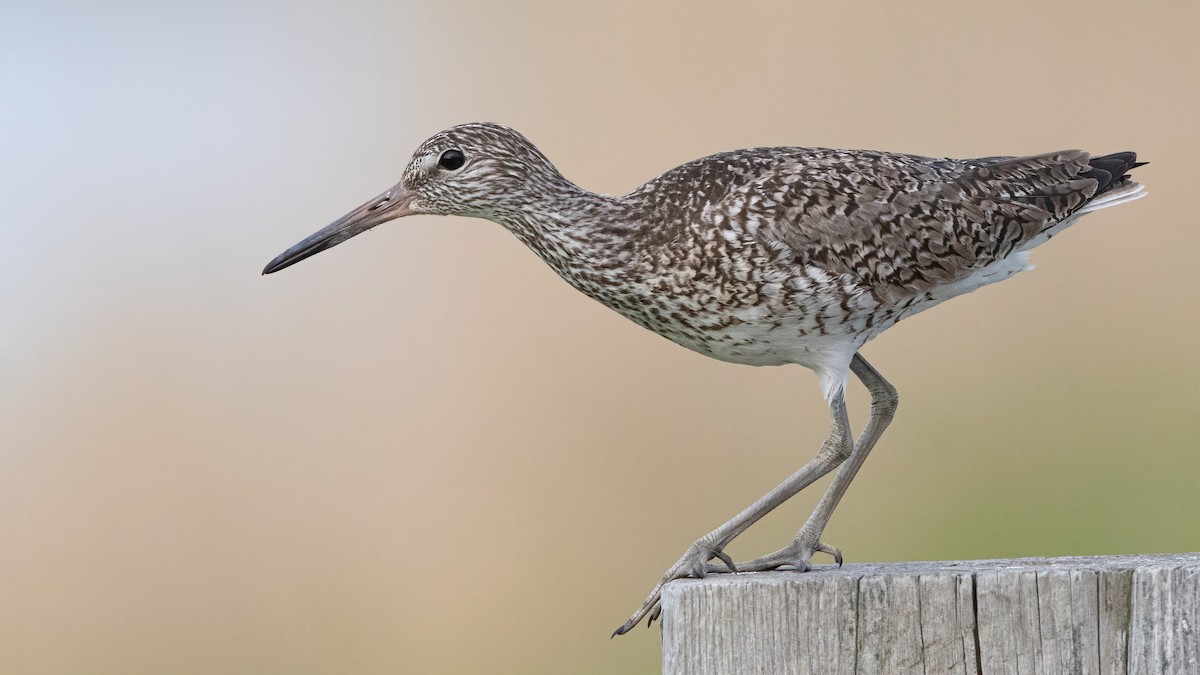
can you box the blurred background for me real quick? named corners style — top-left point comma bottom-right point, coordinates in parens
top-left (3, 1), bottom-right (1198, 673)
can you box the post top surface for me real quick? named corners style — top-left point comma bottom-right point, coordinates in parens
top-left (666, 552), bottom-right (1200, 591)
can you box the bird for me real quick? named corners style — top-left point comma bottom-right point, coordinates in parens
top-left (263, 122), bottom-right (1146, 637)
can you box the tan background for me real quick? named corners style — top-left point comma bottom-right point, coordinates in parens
top-left (3, 1), bottom-right (1198, 673)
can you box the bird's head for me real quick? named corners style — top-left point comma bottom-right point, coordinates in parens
top-left (263, 122), bottom-right (561, 274)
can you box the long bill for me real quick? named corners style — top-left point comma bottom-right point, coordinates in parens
top-left (262, 185), bottom-right (416, 274)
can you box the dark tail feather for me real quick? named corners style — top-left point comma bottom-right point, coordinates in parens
top-left (1082, 151), bottom-right (1144, 194)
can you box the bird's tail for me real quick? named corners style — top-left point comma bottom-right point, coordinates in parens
top-left (1075, 152), bottom-right (1147, 214)
top-left (1016, 152), bottom-right (1146, 253)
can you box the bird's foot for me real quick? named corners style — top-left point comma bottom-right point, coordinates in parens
top-left (704, 533), bottom-right (842, 574)
top-left (611, 537), bottom-right (736, 637)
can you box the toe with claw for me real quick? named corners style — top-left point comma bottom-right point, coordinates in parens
top-left (706, 536), bottom-right (842, 575)
top-left (612, 537), bottom-right (736, 637)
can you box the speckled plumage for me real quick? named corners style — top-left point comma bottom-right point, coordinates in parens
top-left (263, 122), bottom-right (1147, 636)
top-left (386, 124), bottom-right (1144, 399)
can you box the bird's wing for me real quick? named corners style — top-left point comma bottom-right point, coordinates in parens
top-left (733, 149), bottom-right (1106, 301)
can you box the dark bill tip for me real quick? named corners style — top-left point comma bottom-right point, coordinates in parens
top-left (261, 225), bottom-right (350, 275)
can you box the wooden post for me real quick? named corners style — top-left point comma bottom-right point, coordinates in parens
top-left (661, 553), bottom-right (1200, 675)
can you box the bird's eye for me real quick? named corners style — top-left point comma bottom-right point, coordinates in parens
top-left (438, 149), bottom-right (466, 171)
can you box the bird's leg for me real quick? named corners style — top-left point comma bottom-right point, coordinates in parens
top-left (713, 352), bottom-right (898, 574)
top-left (613, 392), bottom-right (854, 636)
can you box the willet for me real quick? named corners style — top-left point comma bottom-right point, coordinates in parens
top-left (263, 123), bottom-right (1146, 636)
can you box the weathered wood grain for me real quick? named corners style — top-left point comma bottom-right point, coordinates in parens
top-left (661, 553), bottom-right (1200, 675)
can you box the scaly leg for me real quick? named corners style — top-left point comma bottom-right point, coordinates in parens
top-left (710, 352), bottom-right (898, 574)
top-left (612, 390), bottom-right (855, 636)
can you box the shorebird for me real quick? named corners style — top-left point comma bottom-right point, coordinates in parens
top-left (263, 123), bottom-right (1146, 637)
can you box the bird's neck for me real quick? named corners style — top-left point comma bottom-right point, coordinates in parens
top-left (492, 181), bottom-right (638, 263)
